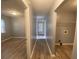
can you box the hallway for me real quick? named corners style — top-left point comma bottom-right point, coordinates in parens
top-left (1, 0), bottom-right (76, 59)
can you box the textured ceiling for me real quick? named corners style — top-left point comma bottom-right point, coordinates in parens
top-left (30, 0), bottom-right (55, 15)
top-left (30, 0), bottom-right (76, 15)
top-left (1, 0), bottom-right (77, 16)
top-left (1, 0), bottom-right (26, 16)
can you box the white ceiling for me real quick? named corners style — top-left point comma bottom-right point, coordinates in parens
top-left (2, 0), bottom-right (76, 16)
top-left (30, 0), bottom-right (55, 15)
top-left (30, 0), bottom-right (76, 15)
top-left (1, 0), bottom-right (26, 17)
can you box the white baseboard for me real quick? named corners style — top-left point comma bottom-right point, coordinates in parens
top-left (45, 39), bottom-right (56, 57)
top-left (1, 37), bottom-right (12, 43)
top-left (11, 37), bottom-right (25, 39)
top-left (55, 43), bottom-right (73, 45)
top-left (1, 37), bottom-right (26, 43)
top-left (45, 39), bottom-right (53, 56)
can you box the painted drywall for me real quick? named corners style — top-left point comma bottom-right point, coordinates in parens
top-left (25, 8), bottom-right (31, 59)
top-left (24, 4), bottom-right (34, 59)
top-left (55, 0), bottom-right (77, 44)
top-left (45, 0), bottom-right (64, 55)
top-left (1, 15), bottom-right (26, 41)
top-left (1, 15), bottom-right (26, 40)
top-left (56, 13), bottom-right (76, 43)
top-left (1, 15), bottom-right (12, 41)
top-left (47, 11), bottom-right (57, 54)
top-left (71, 28), bottom-right (77, 59)
top-left (11, 16), bottom-right (25, 37)
top-left (32, 15), bottom-right (36, 38)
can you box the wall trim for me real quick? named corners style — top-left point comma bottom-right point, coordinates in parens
top-left (45, 39), bottom-right (52, 55)
top-left (12, 37), bottom-right (25, 39)
top-left (55, 43), bottom-right (73, 45)
top-left (1, 37), bottom-right (12, 43)
top-left (45, 39), bottom-right (56, 57)
top-left (1, 36), bottom-right (26, 43)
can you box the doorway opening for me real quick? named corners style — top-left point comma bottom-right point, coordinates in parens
top-left (36, 16), bottom-right (46, 39)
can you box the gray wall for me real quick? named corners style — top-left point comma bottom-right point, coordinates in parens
top-left (32, 16), bottom-right (36, 38)
top-left (1, 15), bottom-right (12, 40)
top-left (47, 11), bottom-right (57, 54)
top-left (56, 12), bottom-right (76, 43)
top-left (11, 16), bottom-right (25, 37)
top-left (55, 0), bottom-right (77, 43)
top-left (1, 15), bottom-right (26, 41)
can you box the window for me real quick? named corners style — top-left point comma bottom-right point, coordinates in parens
top-left (38, 22), bottom-right (44, 33)
top-left (1, 19), bottom-right (6, 33)
top-left (38, 21), bottom-right (45, 35)
top-left (36, 16), bottom-right (46, 36)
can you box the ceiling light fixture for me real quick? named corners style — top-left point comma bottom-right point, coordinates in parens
top-left (11, 11), bottom-right (17, 15)
top-left (8, 10), bottom-right (21, 16)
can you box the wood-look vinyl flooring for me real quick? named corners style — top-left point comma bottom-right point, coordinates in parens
top-left (31, 39), bottom-right (50, 59)
top-left (55, 45), bottom-right (73, 59)
top-left (31, 39), bottom-right (73, 59)
top-left (1, 39), bottom-right (73, 59)
top-left (1, 39), bottom-right (27, 59)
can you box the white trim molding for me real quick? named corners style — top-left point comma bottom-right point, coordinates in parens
top-left (12, 37), bottom-right (25, 39)
top-left (1, 37), bottom-right (12, 43)
top-left (45, 39), bottom-right (56, 57)
top-left (55, 43), bottom-right (73, 45)
top-left (1, 36), bottom-right (26, 43)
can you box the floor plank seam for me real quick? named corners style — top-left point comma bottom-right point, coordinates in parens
top-left (30, 39), bottom-right (38, 58)
top-left (45, 39), bottom-right (55, 57)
